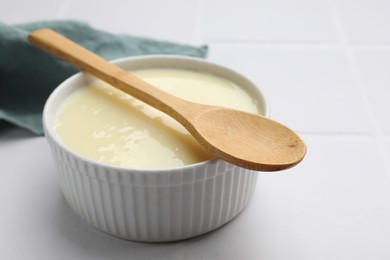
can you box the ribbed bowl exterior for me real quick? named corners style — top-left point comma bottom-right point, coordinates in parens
top-left (46, 133), bottom-right (258, 242)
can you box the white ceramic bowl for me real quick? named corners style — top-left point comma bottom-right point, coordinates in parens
top-left (43, 55), bottom-right (269, 242)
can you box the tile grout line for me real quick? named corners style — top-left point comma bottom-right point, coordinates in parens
top-left (327, 0), bottom-right (390, 176)
top-left (208, 40), bottom-right (344, 48)
top-left (300, 132), bottom-right (390, 144)
top-left (208, 41), bottom-right (390, 49)
top-left (191, 0), bottom-right (205, 45)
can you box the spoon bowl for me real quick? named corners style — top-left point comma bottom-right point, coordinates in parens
top-left (190, 106), bottom-right (305, 171)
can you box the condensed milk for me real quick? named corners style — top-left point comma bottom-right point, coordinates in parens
top-left (54, 68), bottom-right (260, 169)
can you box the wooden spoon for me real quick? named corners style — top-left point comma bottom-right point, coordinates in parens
top-left (28, 28), bottom-right (306, 171)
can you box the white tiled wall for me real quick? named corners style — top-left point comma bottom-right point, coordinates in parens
top-left (335, 0), bottom-right (390, 44)
top-left (355, 49), bottom-right (390, 133)
top-left (208, 45), bottom-right (372, 133)
top-left (202, 0), bottom-right (339, 43)
top-left (2, 0), bottom-right (390, 259)
top-left (63, 0), bottom-right (202, 43)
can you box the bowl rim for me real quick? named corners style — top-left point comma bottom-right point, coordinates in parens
top-left (43, 54), bottom-right (269, 173)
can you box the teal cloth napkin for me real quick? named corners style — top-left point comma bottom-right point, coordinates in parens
top-left (0, 21), bottom-right (208, 134)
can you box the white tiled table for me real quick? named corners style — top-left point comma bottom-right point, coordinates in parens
top-left (2, 0), bottom-right (390, 259)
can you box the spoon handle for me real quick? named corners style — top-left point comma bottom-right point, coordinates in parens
top-left (28, 28), bottom-right (193, 122)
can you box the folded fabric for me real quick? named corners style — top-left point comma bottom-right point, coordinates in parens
top-left (0, 21), bottom-right (208, 134)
